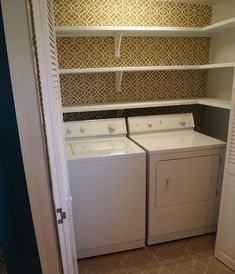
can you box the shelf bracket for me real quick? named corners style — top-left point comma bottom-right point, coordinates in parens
top-left (114, 32), bottom-right (123, 58)
top-left (116, 71), bottom-right (123, 92)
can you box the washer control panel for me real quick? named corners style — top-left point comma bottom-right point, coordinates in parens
top-left (128, 113), bottom-right (194, 134)
top-left (64, 118), bottom-right (127, 139)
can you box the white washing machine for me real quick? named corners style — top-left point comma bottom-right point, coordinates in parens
top-left (64, 118), bottom-right (146, 258)
top-left (128, 113), bottom-right (226, 245)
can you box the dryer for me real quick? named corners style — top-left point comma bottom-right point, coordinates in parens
top-left (128, 113), bottom-right (226, 245)
top-left (64, 118), bottom-right (146, 258)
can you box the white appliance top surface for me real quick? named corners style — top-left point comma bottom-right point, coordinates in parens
top-left (66, 137), bottom-right (145, 160)
top-left (130, 130), bottom-right (226, 154)
top-left (64, 118), bottom-right (127, 139)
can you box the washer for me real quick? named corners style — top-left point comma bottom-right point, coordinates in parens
top-left (128, 113), bottom-right (226, 245)
top-left (64, 118), bottom-right (146, 258)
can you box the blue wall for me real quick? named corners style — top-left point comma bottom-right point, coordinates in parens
top-left (0, 5), bottom-right (42, 274)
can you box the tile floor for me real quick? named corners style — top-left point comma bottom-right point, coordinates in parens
top-left (77, 234), bottom-right (234, 274)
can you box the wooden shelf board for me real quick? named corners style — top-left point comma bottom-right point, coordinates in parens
top-left (56, 26), bottom-right (204, 37)
top-left (62, 98), bottom-right (231, 113)
top-left (56, 17), bottom-right (235, 37)
top-left (197, 98), bottom-right (231, 109)
top-left (59, 63), bottom-right (235, 75)
top-left (200, 63), bottom-right (235, 69)
top-left (204, 17), bottom-right (235, 32)
top-left (59, 65), bottom-right (199, 74)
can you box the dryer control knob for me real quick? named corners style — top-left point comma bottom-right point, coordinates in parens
top-left (179, 120), bottom-right (186, 127)
top-left (108, 124), bottom-right (116, 133)
top-left (147, 121), bottom-right (152, 128)
top-left (80, 127), bottom-right (86, 133)
top-left (66, 128), bottom-right (72, 135)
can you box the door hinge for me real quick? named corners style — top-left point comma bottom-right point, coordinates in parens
top-left (57, 208), bottom-right (67, 224)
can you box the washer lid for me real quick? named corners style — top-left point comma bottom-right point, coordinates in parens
top-left (66, 137), bottom-right (145, 160)
top-left (130, 130), bottom-right (226, 154)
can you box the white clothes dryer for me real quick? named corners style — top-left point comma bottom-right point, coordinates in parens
top-left (128, 113), bottom-right (226, 245)
top-left (64, 118), bottom-right (146, 258)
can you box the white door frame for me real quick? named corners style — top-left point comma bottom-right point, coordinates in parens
top-left (1, 1), bottom-right (63, 273)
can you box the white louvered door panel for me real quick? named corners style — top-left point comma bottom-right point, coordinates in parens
top-left (215, 70), bottom-right (235, 271)
top-left (31, 1), bottom-right (78, 273)
top-left (228, 115), bottom-right (235, 172)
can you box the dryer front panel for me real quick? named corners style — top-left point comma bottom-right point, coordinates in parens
top-left (155, 155), bottom-right (221, 208)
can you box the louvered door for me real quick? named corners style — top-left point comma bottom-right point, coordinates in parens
top-left (215, 70), bottom-right (235, 271)
top-left (30, 0), bottom-right (78, 273)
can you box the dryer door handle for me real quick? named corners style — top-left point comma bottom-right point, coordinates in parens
top-left (161, 178), bottom-right (171, 191)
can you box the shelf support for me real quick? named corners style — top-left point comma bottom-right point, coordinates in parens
top-left (116, 71), bottom-right (123, 91)
top-left (114, 32), bottom-right (123, 58)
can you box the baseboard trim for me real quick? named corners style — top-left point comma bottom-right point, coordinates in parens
top-left (147, 226), bottom-right (216, 245)
top-left (77, 240), bottom-right (145, 259)
top-left (214, 250), bottom-right (235, 271)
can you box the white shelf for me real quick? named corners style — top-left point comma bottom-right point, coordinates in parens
top-left (204, 17), bottom-right (235, 33)
top-left (62, 98), bottom-right (231, 113)
top-left (56, 17), bottom-right (235, 37)
top-left (59, 63), bottom-right (235, 75)
top-left (200, 63), bottom-right (235, 69)
top-left (56, 26), bottom-right (204, 37)
top-left (59, 65), bottom-right (201, 75)
top-left (60, 64), bottom-right (235, 92)
top-left (197, 98), bottom-right (231, 109)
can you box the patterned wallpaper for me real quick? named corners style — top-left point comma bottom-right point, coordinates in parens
top-left (54, 0), bottom-right (212, 127)
top-left (53, 0), bottom-right (212, 27)
top-left (60, 70), bottom-right (208, 105)
top-left (57, 37), bottom-right (210, 69)
top-left (58, 36), bottom-right (210, 106)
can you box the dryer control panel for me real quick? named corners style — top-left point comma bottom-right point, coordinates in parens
top-left (128, 113), bottom-right (195, 134)
top-left (64, 118), bottom-right (127, 139)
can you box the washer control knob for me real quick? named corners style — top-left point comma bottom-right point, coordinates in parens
top-left (108, 124), bottom-right (116, 133)
top-left (66, 128), bottom-right (72, 135)
top-left (179, 120), bottom-right (186, 127)
top-left (147, 121), bottom-right (152, 128)
top-left (80, 127), bottom-right (86, 133)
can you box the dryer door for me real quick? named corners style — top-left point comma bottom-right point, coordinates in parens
top-left (156, 155), bottom-right (221, 208)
